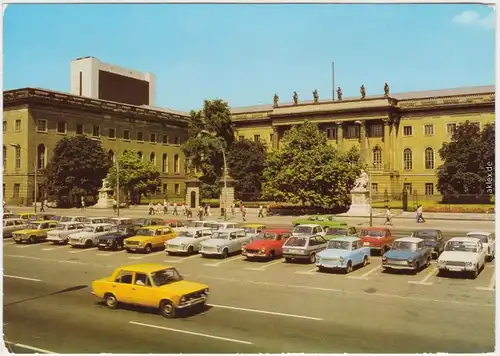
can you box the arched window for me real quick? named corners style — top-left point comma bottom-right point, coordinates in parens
top-left (425, 148), bottom-right (434, 169)
top-left (37, 144), bottom-right (46, 169)
top-left (150, 152), bottom-right (156, 165)
top-left (162, 154), bottom-right (168, 173)
top-left (372, 148), bottom-right (382, 169)
top-left (403, 148), bottom-right (412, 170)
top-left (174, 154), bottom-right (180, 174)
top-left (108, 150), bottom-right (115, 163)
top-left (3, 145), bottom-right (6, 170)
top-left (137, 151), bottom-right (143, 160)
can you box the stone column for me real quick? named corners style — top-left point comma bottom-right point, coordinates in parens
top-left (219, 174), bottom-right (237, 216)
top-left (335, 121), bottom-right (343, 149)
top-left (272, 126), bottom-right (278, 150)
top-left (185, 177), bottom-right (201, 209)
top-left (358, 120), bottom-right (368, 164)
top-left (382, 117), bottom-right (392, 171)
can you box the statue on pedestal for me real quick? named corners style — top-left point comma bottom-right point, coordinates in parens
top-left (337, 87), bottom-right (343, 101)
top-left (293, 91), bottom-right (299, 105)
top-left (352, 170), bottom-right (369, 192)
top-left (313, 89), bottom-right (319, 104)
top-left (384, 82), bottom-right (390, 97)
top-left (273, 94), bottom-right (279, 108)
top-left (360, 85), bottom-right (366, 99)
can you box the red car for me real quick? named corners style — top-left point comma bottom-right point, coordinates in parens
top-left (359, 227), bottom-right (394, 254)
top-left (242, 228), bottom-right (292, 260)
top-left (164, 219), bottom-right (185, 230)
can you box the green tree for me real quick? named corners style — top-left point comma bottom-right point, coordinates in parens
top-left (106, 150), bottom-right (161, 204)
top-left (227, 138), bottom-right (267, 201)
top-left (44, 136), bottom-right (110, 206)
top-left (437, 121), bottom-right (495, 202)
top-left (261, 121), bottom-right (363, 210)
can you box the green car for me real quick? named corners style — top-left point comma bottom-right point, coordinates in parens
top-left (292, 215), bottom-right (347, 228)
top-left (324, 226), bottom-right (358, 240)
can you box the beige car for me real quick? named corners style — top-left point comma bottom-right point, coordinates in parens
top-left (3, 218), bottom-right (27, 238)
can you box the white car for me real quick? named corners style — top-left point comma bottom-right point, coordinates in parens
top-left (82, 217), bottom-right (108, 226)
top-left (292, 224), bottom-right (327, 238)
top-left (199, 228), bottom-right (251, 259)
top-left (437, 237), bottom-right (486, 279)
top-left (191, 220), bottom-right (220, 230)
top-left (216, 222), bottom-right (238, 230)
top-left (165, 227), bottom-right (213, 255)
top-left (3, 218), bottom-right (27, 238)
top-left (68, 223), bottom-right (117, 248)
top-left (59, 215), bottom-right (87, 223)
top-left (466, 231), bottom-right (495, 261)
top-left (47, 222), bottom-right (86, 244)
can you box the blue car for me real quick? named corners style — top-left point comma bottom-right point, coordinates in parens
top-left (382, 237), bottom-right (433, 273)
top-left (316, 236), bottom-right (371, 274)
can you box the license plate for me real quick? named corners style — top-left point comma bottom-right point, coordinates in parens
top-left (448, 267), bottom-right (463, 272)
top-left (129, 248), bottom-right (136, 251)
top-left (363, 242), bottom-right (370, 246)
top-left (246, 253), bottom-right (255, 257)
top-left (98, 244), bottom-right (106, 247)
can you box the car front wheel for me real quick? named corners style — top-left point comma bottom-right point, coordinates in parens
top-left (104, 293), bottom-right (118, 309)
top-left (160, 300), bottom-right (176, 318)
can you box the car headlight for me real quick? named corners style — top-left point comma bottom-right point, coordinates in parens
top-left (382, 256), bottom-right (387, 261)
top-left (261, 248), bottom-right (266, 253)
top-left (466, 262), bottom-right (473, 266)
top-left (204, 288), bottom-right (209, 295)
top-left (407, 258), bottom-right (414, 263)
top-left (180, 296), bottom-right (186, 303)
top-left (339, 256), bottom-right (344, 263)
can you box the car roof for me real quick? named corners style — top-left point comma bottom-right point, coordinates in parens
top-left (4, 218), bottom-right (25, 221)
top-left (87, 217), bottom-right (108, 220)
top-left (448, 237), bottom-right (480, 243)
top-left (141, 225), bottom-right (170, 230)
top-left (111, 217), bottom-right (132, 220)
top-left (88, 223), bottom-right (114, 227)
top-left (396, 236), bottom-right (423, 243)
top-left (295, 224), bottom-right (320, 228)
top-left (33, 220), bottom-right (58, 223)
top-left (360, 227), bottom-right (386, 231)
top-left (242, 223), bottom-right (265, 228)
top-left (119, 263), bottom-right (173, 274)
top-left (217, 228), bottom-right (244, 233)
top-left (263, 228), bottom-right (291, 234)
top-left (64, 215), bottom-right (86, 218)
top-left (165, 219), bottom-right (182, 223)
top-left (333, 236), bottom-right (360, 242)
top-left (466, 231), bottom-right (492, 236)
top-left (180, 227), bottom-right (212, 232)
top-left (58, 221), bottom-right (84, 225)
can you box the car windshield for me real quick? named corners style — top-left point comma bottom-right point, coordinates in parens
top-left (243, 227), bottom-right (256, 233)
top-left (177, 231), bottom-right (194, 238)
top-left (151, 268), bottom-right (183, 286)
top-left (212, 232), bottom-right (230, 240)
top-left (467, 234), bottom-right (489, 244)
top-left (285, 236), bottom-right (308, 247)
top-left (257, 232), bottom-right (277, 240)
top-left (413, 231), bottom-right (438, 240)
top-left (27, 223), bottom-right (42, 229)
top-left (51, 216), bottom-right (61, 221)
top-left (326, 228), bottom-right (348, 235)
top-left (445, 241), bottom-right (478, 253)
top-left (56, 224), bottom-right (68, 230)
top-left (136, 229), bottom-right (155, 236)
top-left (392, 241), bottom-right (417, 251)
top-left (60, 217), bottom-right (73, 222)
top-left (327, 240), bottom-right (351, 250)
top-left (83, 226), bottom-right (96, 232)
top-left (293, 226), bottom-right (312, 234)
top-left (193, 222), bottom-right (205, 227)
top-left (361, 230), bottom-right (383, 238)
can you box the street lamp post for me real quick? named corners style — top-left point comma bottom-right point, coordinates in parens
top-left (199, 130), bottom-right (227, 221)
top-left (10, 143), bottom-right (37, 213)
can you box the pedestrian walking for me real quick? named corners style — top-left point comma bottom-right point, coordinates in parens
top-left (173, 202), bottom-right (178, 216)
top-left (156, 202), bottom-right (162, 215)
top-left (44, 199), bottom-right (48, 210)
top-left (40, 199), bottom-right (46, 212)
top-left (266, 203), bottom-right (271, 217)
top-left (181, 203), bottom-right (186, 216)
top-left (242, 205), bottom-right (247, 221)
top-left (383, 207), bottom-right (392, 225)
top-left (163, 200), bottom-right (168, 214)
top-left (186, 206), bottom-right (192, 219)
top-left (239, 200), bottom-right (243, 212)
top-left (80, 197), bottom-right (85, 211)
top-left (198, 206), bottom-right (204, 220)
top-left (416, 205), bottom-right (426, 223)
top-left (231, 202), bottom-right (235, 216)
top-left (258, 205), bottom-right (264, 218)
top-left (207, 204), bottom-right (212, 217)
top-left (148, 202), bottom-right (154, 215)
top-left (113, 199), bottom-right (117, 213)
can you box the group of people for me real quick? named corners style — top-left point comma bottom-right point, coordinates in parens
top-left (148, 200), bottom-right (192, 217)
top-left (383, 205), bottom-right (426, 225)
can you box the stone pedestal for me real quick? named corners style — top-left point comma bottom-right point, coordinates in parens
top-left (185, 178), bottom-right (201, 209)
top-left (95, 186), bottom-right (114, 209)
top-left (346, 190), bottom-right (371, 216)
top-left (219, 174), bottom-right (236, 212)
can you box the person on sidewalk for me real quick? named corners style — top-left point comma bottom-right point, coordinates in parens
top-left (113, 199), bottom-right (117, 213)
top-left (416, 205), bottom-right (426, 223)
top-left (181, 203), bottom-right (186, 216)
top-left (80, 197), bottom-right (85, 211)
top-left (156, 202), bottom-right (162, 215)
top-left (148, 202), bottom-right (154, 215)
top-left (198, 206), bottom-right (204, 220)
top-left (266, 204), bottom-right (271, 217)
top-left (40, 199), bottom-right (46, 212)
top-left (242, 205), bottom-right (247, 221)
top-left (258, 205), bottom-right (264, 218)
top-left (173, 202), bottom-right (178, 216)
top-left (207, 204), bottom-right (212, 217)
top-left (163, 200), bottom-right (168, 214)
top-left (44, 198), bottom-right (48, 210)
top-left (384, 207), bottom-right (393, 225)
top-left (231, 202), bottom-right (235, 216)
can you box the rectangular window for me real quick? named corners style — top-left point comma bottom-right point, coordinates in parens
top-left (137, 132), bottom-right (144, 142)
top-left (254, 135), bottom-right (260, 142)
top-left (424, 124), bottom-right (434, 135)
top-left (15, 119), bottom-right (21, 131)
top-left (326, 128), bottom-right (337, 140)
top-left (13, 184), bottom-right (20, 198)
top-left (238, 136), bottom-right (244, 142)
top-left (403, 183), bottom-right (412, 194)
top-left (163, 184), bottom-right (168, 193)
top-left (162, 135), bottom-right (169, 144)
top-left (123, 130), bottom-right (130, 140)
top-left (174, 137), bottom-right (180, 145)
top-left (425, 183), bottom-right (434, 196)
top-left (37, 119), bottom-right (48, 132)
top-left (57, 121), bottom-right (67, 134)
top-left (15, 146), bottom-right (21, 169)
top-left (79, 71), bottom-right (83, 96)
top-left (92, 125), bottom-right (100, 137)
top-left (403, 126), bottom-right (413, 136)
top-left (269, 133), bottom-right (274, 144)
top-left (150, 133), bottom-right (156, 143)
top-left (3, 121), bottom-right (6, 132)
top-left (347, 126), bottom-right (360, 139)
top-left (108, 128), bottom-right (116, 138)
top-left (371, 183), bottom-right (378, 193)
top-left (446, 123), bottom-right (456, 135)
top-left (174, 184), bottom-right (180, 195)
top-left (370, 124), bottom-right (383, 137)
top-left (76, 124), bottom-right (84, 135)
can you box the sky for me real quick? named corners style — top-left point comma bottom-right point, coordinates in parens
top-left (3, 3), bottom-right (496, 112)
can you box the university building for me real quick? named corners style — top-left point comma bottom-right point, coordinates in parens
top-left (2, 57), bottom-right (495, 205)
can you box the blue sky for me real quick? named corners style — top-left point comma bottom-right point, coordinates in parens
top-left (3, 4), bottom-right (495, 111)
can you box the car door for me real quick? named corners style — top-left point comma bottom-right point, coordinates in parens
top-left (160, 227), bottom-right (176, 246)
top-left (477, 241), bottom-right (486, 267)
top-left (350, 240), bottom-right (362, 265)
top-left (130, 272), bottom-right (156, 307)
top-left (112, 270), bottom-right (135, 304)
top-left (416, 241), bottom-right (427, 264)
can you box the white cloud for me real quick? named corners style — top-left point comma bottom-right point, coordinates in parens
top-left (452, 9), bottom-right (496, 30)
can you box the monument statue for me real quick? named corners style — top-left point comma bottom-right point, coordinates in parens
top-left (360, 85), bottom-right (366, 99)
top-left (293, 91), bottom-right (298, 105)
top-left (351, 170), bottom-right (369, 192)
top-left (384, 82), bottom-right (390, 97)
top-left (337, 87), bottom-right (343, 101)
top-left (313, 89), bottom-right (319, 104)
top-left (273, 94), bottom-right (279, 108)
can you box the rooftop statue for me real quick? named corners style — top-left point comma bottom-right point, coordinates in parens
top-left (273, 94), bottom-right (279, 108)
top-left (293, 91), bottom-right (298, 105)
top-left (384, 82), bottom-right (390, 97)
top-left (337, 87), bottom-right (343, 101)
top-left (313, 89), bottom-right (319, 104)
top-left (360, 85), bottom-right (366, 99)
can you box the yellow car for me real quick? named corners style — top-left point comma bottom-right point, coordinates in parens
top-left (124, 225), bottom-right (177, 253)
top-left (16, 212), bottom-right (37, 221)
top-left (12, 220), bottom-right (59, 244)
top-left (242, 223), bottom-right (266, 237)
top-left (91, 263), bottom-right (209, 318)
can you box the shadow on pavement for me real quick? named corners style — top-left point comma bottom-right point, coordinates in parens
top-left (4, 284), bottom-right (88, 307)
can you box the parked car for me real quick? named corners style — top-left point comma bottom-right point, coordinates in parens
top-left (82, 217), bottom-right (108, 225)
top-left (466, 231), bottom-right (495, 261)
top-left (59, 215), bottom-right (87, 223)
top-left (242, 224), bottom-right (266, 239)
top-left (68, 223), bottom-right (117, 248)
top-left (16, 212), bottom-right (37, 221)
top-left (242, 228), bottom-right (292, 260)
top-left (282, 234), bottom-right (328, 264)
top-left (124, 226), bottom-right (177, 254)
top-left (191, 220), bottom-right (220, 230)
top-left (164, 219), bottom-right (187, 232)
top-left (438, 237), bottom-right (486, 279)
top-left (292, 224), bottom-right (327, 237)
top-left (137, 217), bottom-right (170, 227)
top-left (324, 226), bottom-right (358, 240)
top-left (215, 222), bottom-right (239, 230)
top-left (382, 237), bottom-right (433, 273)
top-left (316, 237), bottom-right (370, 273)
top-left (3, 213), bottom-right (18, 220)
top-left (97, 224), bottom-right (142, 250)
top-left (359, 227), bottom-right (394, 254)
top-left (199, 228), bottom-right (250, 259)
top-left (107, 217), bottom-right (135, 226)
top-left (292, 215), bottom-right (347, 228)
top-left (410, 229), bottom-right (445, 258)
top-left (3, 218), bottom-right (27, 238)
top-left (91, 263), bottom-right (209, 318)
top-left (29, 213), bottom-right (56, 222)
top-left (12, 220), bottom-right (59, 244)
top-left (165, 227), bottom-right (213, 255)
top-left (47, 222), bottom-right (86, 244)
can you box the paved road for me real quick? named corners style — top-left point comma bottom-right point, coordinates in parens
top-left (2, 225), bottom-right (495, 354)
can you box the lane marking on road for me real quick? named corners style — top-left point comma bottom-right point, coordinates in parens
top-left (42, 245), bottom-right (69, 251)
top-left (208, 303), bottom-right (323, 321)
top-left (245, 259), bottom-right (284, 271)
top-left (163, 259), bottom-right (183, 263)
top-left (128, 251), bottom-right (165, 260)
top-left (68, 248), bottom-right (98, 254)
top-left (4, 341), bottom-right (58, 354)
top-left (129, 321), bottom-right (253, 345)
top-left (14, 243), bottom-right (42, 248)
top-left (476, 270), bottom-right (496, 291)
top-left (3, 241), bottom-right (16, 245)
top-left (348, 265), bottom-right (381, 279)
top-left (204, 255), bottom-right (245, 267)
top-left (4, 254), bottom-right (116, 268)
top-left (408, 266), bottom-right (437, 285)
top-left (96, 252), bottom-right (113, 256)
top-left (4, 274), bottom-right (42, 282)
top-left (295, 267), bottom-right (317, 275)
